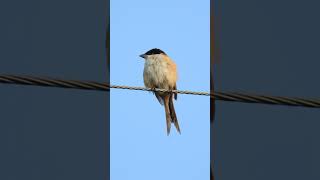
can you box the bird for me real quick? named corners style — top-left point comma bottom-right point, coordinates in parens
top-left (140, 48), bottom-right (181, 135)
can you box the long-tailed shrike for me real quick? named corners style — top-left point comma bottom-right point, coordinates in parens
top-left (140, 48), bottom-right (181, 135)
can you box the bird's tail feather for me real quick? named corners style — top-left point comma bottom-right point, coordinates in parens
top-left (169, 94), bottom-right (181, 134)
top-left (164, 96), bottom-right (172, 135)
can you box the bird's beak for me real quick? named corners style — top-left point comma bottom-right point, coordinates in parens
top-left (139, 54), bottom-right (146, 59)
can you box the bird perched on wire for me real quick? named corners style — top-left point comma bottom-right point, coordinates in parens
top-left (140, 48), bottom-right (181, 135)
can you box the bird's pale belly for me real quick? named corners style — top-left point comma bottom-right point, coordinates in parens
top-left (144, 59), bottom-right (173, 90)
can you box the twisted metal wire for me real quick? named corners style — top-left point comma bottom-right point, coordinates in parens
top-left (0, 74), bottom-right (320, 108)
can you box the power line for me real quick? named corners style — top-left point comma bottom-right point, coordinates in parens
top-left (0, 74), bottom-right (320, 108)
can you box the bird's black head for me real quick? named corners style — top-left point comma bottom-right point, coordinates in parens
top-left (144, 48), bottom-right (167, 55)
top-left (139, 48), bottom-right (167, 59)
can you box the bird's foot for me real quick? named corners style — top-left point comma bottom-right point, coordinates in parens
top-left (150, 87), bottom-right (157, 92)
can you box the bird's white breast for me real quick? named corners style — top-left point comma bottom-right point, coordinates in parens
top-left (143, 54), bottom-right (176, 89)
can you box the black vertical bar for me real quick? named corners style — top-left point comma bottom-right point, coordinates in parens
top-left (210, 0), bottom-right (215, 178)
top-left (105, 0), bottom-right (110, 179)
top-left (211, 0), bottom-right (222, 179)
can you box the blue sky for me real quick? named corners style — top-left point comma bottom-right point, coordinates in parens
top-left (110, 0), bottom-right (210, 179)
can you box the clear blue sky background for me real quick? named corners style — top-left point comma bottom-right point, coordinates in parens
top-left (110, 0), bottom-right (210, 179)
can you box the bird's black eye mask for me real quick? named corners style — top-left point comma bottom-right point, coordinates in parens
top-left (144, 48), bottom-right (167, 55)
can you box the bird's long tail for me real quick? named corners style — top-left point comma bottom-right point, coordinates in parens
top-left (164, 95), bottom-right (172, 135)
top-left (169, 94), bottom-right (181, 134)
